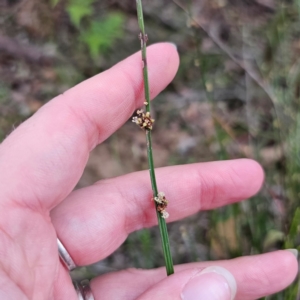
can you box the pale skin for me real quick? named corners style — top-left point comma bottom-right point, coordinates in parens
top-left (0, 43), bottom-right (297, 299)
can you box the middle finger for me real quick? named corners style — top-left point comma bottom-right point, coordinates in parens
top-left (51, 159), bottom-right (263, 266)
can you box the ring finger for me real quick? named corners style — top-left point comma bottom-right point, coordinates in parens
top-left (82, 250), bottom-right (297, 299)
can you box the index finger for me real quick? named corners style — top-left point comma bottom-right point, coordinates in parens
top-left (0, 43), bottom-right (179, 211)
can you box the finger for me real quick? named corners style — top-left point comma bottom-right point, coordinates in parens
top-left (51, 159), bottom-right (264, 265)
top-left (0, 43), bottom-right (179, 211)
top-left (89, 250), bottom-right (297, 300)
top-left (137, 267), bottom-right (236, 300)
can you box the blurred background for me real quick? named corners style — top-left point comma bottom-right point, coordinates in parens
top-left (1, 0), bottom-right (300, 298)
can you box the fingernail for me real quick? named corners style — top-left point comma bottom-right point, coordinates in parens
top-left (169, 42), bottom-right (177, 50)
top-left (286, 248), bottom-right (298, 259)
top-left (181, 266), bottom-right (237, 300)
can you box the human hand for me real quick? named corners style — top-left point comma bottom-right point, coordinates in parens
top-left (0, 43), bottom-right (297, 300)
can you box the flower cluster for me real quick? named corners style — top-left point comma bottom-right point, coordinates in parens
top-left (132, 109), bottom-right (155, 131)
top-left (153, 192), bottom-right (169, 219)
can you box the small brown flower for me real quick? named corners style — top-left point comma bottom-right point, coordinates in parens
top-left (132, 109), bottom-right (155, 131)
top-left (153, 191), bottom-right (169, 218)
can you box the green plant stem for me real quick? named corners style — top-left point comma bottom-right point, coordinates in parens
top-left (136, 0), bottom-right (174, 276)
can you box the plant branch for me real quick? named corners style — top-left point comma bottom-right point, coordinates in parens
top-left (136, 0), bottom-right (174, 276)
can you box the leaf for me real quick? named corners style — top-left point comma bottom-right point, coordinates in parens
top-left (81, 13), bottom-right (125, 58)
top-left (66, 0), bottom-right (95, 27)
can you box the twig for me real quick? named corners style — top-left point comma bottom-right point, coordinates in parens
top-left (135, 0), bottom-right (174, 276)
top-left (172, 0), bottom-right (279, 106)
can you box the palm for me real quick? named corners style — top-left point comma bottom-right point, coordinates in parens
top-left (0, 43), bottom-right (297, 300)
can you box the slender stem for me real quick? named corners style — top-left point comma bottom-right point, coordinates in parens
top-left (136, 0), bottom-right (174, 276)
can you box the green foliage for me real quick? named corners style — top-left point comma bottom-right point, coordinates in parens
top-left (64, 0), bottom-right (125, 59)
top-left (80, 13), bottom-right (125, 59)
top-left (285, 208), bottom-right (300, 249)
top-left (66, 0), bottom-right (95, 28)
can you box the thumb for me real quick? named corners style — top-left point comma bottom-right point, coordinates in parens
top-left (181, 266), bottom-right (237, 300)
top-left (138, 266), bottom-right (237, 300)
